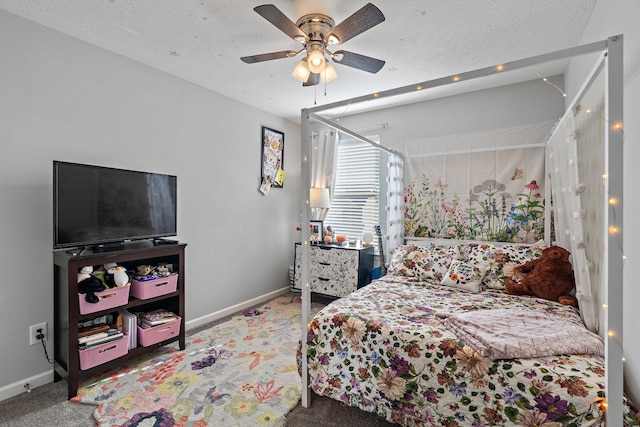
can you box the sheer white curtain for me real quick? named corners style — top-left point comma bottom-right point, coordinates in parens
top-left (547, 106), bottom-right (600, 333)
top-left (386, 153), bottom-right (404, 264)
top-left (311, 130), bottom-right (338, 221)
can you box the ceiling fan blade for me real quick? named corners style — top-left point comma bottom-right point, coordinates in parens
top-left (254, 4), bottom-right (307, 42)
top-left (241, 50), bottom-right (297, 63)
top-left (332, 50), bottom-right (385, 73)
top-left (326, 3), bottom-right (385, 45)
top-left (303, 72), bottom-right (320, 87)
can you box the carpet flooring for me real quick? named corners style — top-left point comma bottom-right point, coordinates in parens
top-left (0, 295), bottom-right (394, 426)
top-left (0, 380), bottom-right (393, 426)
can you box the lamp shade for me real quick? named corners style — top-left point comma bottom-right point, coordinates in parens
top-left (307, 49), bottom-right (326, 74)
top-left (320, 61), bottom-right (337, 83)
top-left (310, 187), bottom-right (331, 209)
top-left (292, 59), bottom-right (311, 82)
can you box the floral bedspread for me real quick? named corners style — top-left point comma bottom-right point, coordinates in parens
top-left (304, 275), bottom-right (639, 426)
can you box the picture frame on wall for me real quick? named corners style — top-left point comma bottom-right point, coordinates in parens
top-left (310, 220), bottom-right (324, 244)
top-left (261, 126), bottom-right (284, 188)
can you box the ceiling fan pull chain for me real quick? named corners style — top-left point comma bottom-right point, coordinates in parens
top-left (323, 67), bottom-right (326, 96)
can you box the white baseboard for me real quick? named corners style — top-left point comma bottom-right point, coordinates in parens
top-left (0, 287), bottom-right (291, 404)
top-left (0, 369), bottom-right (54, 402)
top-left (185, 287), bottom-right (290, 331)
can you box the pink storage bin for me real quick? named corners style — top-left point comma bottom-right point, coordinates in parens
top-left (78, 333), bottom-right (128, 370)
top-left (137, 317), bottom-right (181, 347)
top-left (78, 286), bottom-right (130, 315)
top-left (130, 274), bottom-right (178, 300)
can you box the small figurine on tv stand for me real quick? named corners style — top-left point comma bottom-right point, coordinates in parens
top-left (104, 264), bottom-right (130, 288)
top-left (77, 265), bottom-right (93, 283)
top-left (77, 266), bottom-right (107, 304)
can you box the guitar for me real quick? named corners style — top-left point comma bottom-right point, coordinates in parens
top-left (374, 225), bottom-right (387, 277)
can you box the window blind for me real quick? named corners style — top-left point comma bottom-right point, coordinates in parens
top-left (325, 138), bottom-right (380, 242)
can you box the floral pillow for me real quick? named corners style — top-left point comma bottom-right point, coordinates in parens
top-left (440, 259), bottom-right (488, 293)
top-left (465, 243), bottom-right (544, 289)
top-left (388, 244), bottom-right (464, 282)
top-left (387, 245), bottom-right (434, 278)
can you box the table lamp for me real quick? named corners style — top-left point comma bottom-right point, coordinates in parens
top-left (310, 187), bottom-right (330, 220)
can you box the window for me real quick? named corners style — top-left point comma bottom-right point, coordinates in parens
top-left (325, 137), bottom-right (380, 242)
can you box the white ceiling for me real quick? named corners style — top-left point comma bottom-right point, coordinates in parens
top-left (1, 0), bottom-right (596, 122)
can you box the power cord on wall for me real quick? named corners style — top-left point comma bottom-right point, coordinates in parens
top-left (36, 328), bottom-right (55, 364)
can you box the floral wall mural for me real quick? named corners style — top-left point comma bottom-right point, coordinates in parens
top-left (402, 123), bottom-right (551, 244)
top-left (405, 175), bottom-right (544, 243)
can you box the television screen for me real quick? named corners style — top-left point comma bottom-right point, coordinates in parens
top-left (53, 161), bottom-right (177, 249)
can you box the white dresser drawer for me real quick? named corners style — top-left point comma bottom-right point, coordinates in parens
top-left (314, 262), bottom-right (353, 280)
top-left (311, 277), bottom-right (354, 297)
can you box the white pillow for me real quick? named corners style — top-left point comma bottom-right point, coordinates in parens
top-left (440, 260), bottom-right (488, 293)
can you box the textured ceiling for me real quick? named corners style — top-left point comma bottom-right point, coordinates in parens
top-left (0, 0), bottom-right (596, 122)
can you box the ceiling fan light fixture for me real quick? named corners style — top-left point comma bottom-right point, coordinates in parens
top-left (292, 58), bottom-right (311, 82)
top-left (307, 48), bottom-right (326, 74)
top-left (243, 4), bottom-right (386, 86)
top-left (320, 61), bottom-right (337, 83)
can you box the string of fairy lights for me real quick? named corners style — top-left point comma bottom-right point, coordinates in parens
top-left (326, 63), bottom-right (626, 284)
top-left (492, 68), bottom-right (626, 380)
top-left (303, 56), bottom-right (626, 411)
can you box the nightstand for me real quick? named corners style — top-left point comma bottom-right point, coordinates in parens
top-left (293, 243), bottom-right (374, 298)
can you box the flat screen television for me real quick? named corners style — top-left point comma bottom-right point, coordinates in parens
top-left (53, 161), bottom-right (177, 249)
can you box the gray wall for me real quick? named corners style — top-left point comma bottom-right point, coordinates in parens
top-left (334, 76), bottom-right (565, 154)
top-left (0, 10), bottom-right (301, 399)
top-left (565, 0), bottom-right (640, 406)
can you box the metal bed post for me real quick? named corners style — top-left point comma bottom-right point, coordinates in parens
top-left (604, 33), bottom-right (624, 425)
top-left (300, 108), bottom-right (312, 408)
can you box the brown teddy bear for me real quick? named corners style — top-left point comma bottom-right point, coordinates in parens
top-left (504, 245), bottom-right (577, 306)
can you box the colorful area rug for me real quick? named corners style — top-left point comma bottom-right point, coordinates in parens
top-left (72, 296), bottom-right (320, 426)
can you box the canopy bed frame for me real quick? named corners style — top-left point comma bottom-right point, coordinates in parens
top-left (298, 35), bottom-right (624, 424)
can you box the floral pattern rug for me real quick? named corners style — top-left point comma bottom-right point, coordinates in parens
top-left (72, 296), bottom-right (319, 426)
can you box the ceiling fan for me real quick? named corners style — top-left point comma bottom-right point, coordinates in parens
top-left (240, 3), bottom-right (386, 86)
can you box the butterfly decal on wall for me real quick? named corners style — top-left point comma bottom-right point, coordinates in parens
top-left (512, 168), bottom-right (524, 180)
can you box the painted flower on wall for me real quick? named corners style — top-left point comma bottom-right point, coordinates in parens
top-left (513, 180), bottom-right (544, 230)
top-left (470, 179), bottom-right (513, 241)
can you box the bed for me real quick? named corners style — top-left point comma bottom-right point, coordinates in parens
top-left (301, 243), bottom-right (639, 426)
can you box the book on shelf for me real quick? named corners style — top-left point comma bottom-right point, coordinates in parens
top-left (78, 331), bottom-right (109, 344)
top-left (142, 308), bottom-right (176, 322)
top-left (139, 309), bottom-right (178, 329)
top-left (78, 326), bottom-right (119, 344)
top-left (78, 324), bottom-right (110, 339)
top-left (78, 330), bottom-right (124, 349)
top-left (120, 309), bottom-right (138, 349)
top-left (140, 316), bottom-right (178, 329)
top-left (78, 314), bottom-right (114, 329)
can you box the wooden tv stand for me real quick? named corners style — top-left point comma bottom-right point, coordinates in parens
top-left (53, 240), bottom-right (186, 398)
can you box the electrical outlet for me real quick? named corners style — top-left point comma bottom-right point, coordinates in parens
top-left (29, 322), bottom-right (47, 346)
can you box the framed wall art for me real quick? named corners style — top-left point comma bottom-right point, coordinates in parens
top-left (261, 126), bottom-right (285, 189)
top-left (310, 220), bottom-right (324, 244)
